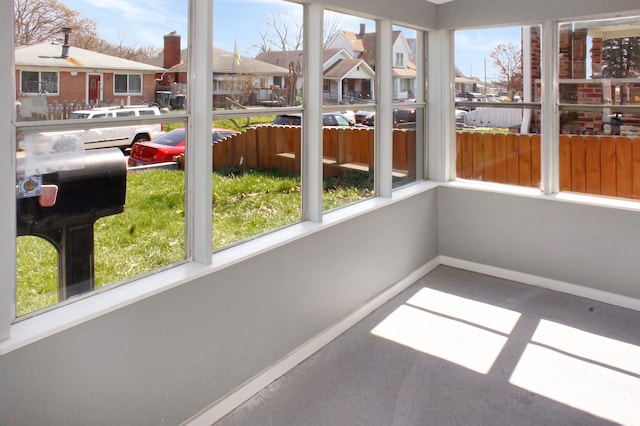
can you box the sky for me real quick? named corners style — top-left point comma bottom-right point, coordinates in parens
top-left (61, 0), bottom-right (519, 81)
top-left (455, 27), bottom-right (522, 81)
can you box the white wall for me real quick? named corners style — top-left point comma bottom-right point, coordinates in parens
top-left (438, 186), bottom-right (640, 301)
top-left (0, 190), bottom-right (439, 425)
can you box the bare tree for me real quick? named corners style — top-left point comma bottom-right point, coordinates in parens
top-left (255, 11), bottom-right (303, 54)
top-left (490, 42), bottom-right (522, 99)
top-left (14, 0), bottom-right (98, 45)
top-left (14, 0), bottom-right (159, 61)
top-left (323, 13), bottom-right (342, 48)
top-left (253, 11), bottom-right (342, 105)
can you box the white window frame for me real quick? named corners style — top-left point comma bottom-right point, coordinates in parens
top-left (395, 52), bottom-right (404, 67)
top-left (113, 73), bottom-right (143, 95)
top-left (20, 70), bottom-right (59, 95)
top-left (1, 0), bottom-right (432, 350)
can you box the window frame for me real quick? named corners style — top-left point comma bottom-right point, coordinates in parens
top-left (1, 0), bottom-right (431, 349)
top-left (395, 52), bottom-right (404, 67)
top-left (20, 70), bottom-right (59, 95)
top-left (113, 73), bottom-right (143, 95)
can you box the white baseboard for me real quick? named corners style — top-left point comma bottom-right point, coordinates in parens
top-left (183, 257), bottom-right (441, 426)
top-left (439, 256), bottom-right (640, 312)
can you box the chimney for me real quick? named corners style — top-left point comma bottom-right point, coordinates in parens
top-left (359, 23), bottom-right (366, 38)
top-left (163, 31), bottom-right (181, 69)
top-left (61, 27), bottom-right (72, 58)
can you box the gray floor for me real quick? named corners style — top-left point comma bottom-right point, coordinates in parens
top-left (216, 266), bottom-right (640, 426)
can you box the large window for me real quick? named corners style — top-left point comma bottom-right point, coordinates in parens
top-left (8, 0), bottom-right (427, 323)
top-left (14, 1), bottom-right (189, 317)
top-left (20, 70), bottom-right (58, 95)
top-left (454, 26), bottom-right (542, 189)
top-left (114, 73), bottom-right (142, 95)
top-left (558, 17), bottom-right (640, 199)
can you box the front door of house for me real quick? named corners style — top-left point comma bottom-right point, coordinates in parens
top-left (88, 74), bottom-right (101, 104)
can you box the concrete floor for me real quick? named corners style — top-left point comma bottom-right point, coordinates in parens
top-left (216, 266), bottom-right (640, 426)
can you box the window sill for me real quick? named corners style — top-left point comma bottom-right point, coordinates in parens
top-left (444, 179), bottom-right (640, 212)
top-left (0, 180), bottom-right (438, 355)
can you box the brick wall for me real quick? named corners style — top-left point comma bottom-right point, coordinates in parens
top-left (16, 70), bottom-right (157, 106)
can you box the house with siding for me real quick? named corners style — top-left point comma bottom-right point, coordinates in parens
top-left (150, 32), bottom-right (291, 107)
top-left (256, 47), bottom-right (375, 104)
top-left (326, 23), bottom-right (417, 101)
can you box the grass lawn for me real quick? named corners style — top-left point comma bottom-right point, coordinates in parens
top-left (16, 168), bottom-right (370, 316)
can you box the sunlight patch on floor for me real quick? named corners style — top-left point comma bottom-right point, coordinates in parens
top-left (510, 321), bottom-right (640, 425)
top-left (406, 288), bottom-right (522, 334)
top-left (370, 288), bottom-right (522, 374)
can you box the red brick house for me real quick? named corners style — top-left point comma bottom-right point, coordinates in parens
top-left (15, 40), bottom-right (164, 107)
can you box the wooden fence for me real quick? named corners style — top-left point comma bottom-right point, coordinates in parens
top-left (207, 125), bottom-right (416, 179)
top-left (17, 100), bottom-right (120, 121)
top-left (456, 132), bottom-right (640, 199)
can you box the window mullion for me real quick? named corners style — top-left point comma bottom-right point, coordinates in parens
top-left (2, 0), bottom-right (17, 340)
top-left (186, 0), bottom-right (214, 263)
top-left (541, 19), bottom-right (559, 195)
top-left (428, 29), bottom-right (455, 182)
top-left (376, 19), bottom-right (393, 198)
top-left (302, 3), bottom-right (323, 222)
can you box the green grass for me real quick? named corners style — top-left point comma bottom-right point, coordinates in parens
top-left (16, 168), bottom-right (369, 316)
top-left (161, 115), bottom-right (275, 133)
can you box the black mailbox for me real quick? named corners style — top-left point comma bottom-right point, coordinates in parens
top-left (17, 148), bottom-right (127, 300)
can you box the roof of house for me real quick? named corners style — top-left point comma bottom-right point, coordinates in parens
top-left (15, 42), bottom-right (164, 72)
top-left (323, 58), bottom-right (374, 80)
top-left (254, 50), bottom-right (303, 69)
top-left (149, 48), bottom-right (291, 75)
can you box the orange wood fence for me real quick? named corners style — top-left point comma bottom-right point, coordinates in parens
top-left (456, 132), bottom-right (640, 199)
top-left (207, 125), bottom-right (416, 179)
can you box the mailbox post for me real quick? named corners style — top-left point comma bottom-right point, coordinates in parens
top-left (17, 148), bottom-right (127, 300)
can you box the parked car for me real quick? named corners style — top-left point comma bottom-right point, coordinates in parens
top-left (272, 113), bottom-right (356, 127)
top-left (65, 104), bottom-right (164, 151)
top-left (355, 109), bottom-right (375, 124)
top-left (357, 108), bottom-right (417, 128)
top-left (128, 127), bottom-right (238, 167)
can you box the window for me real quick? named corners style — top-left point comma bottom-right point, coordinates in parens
top-left (212, 0), bottom-right (303, 249)
top-left (114, 73), bottom-right (142, 95)
top-left (14, 3), bottom-right (188, 317)
top-left (9, 0), bottom-right (427, 322)
top-left (558, 17), bottom-right (640, 200)
top-left (454, 26), bottom-right (542, 189)
top-left (395, 52), bottom-right (404, 67)
top-left (20, 71), bottom-right (58, 94)
top-left (392, 25), bottom-right (423, 188)
top-left (323, 11), bottom-right (377, 211)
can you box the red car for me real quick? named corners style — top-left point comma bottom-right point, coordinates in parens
top-left (128, 127), bottom-right (238, 167)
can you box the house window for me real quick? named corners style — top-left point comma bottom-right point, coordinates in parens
top-left (20, 70), bottom-right (58, 94)
top-left (395, 52), bottom-right (404, 67)
top-left (273, 76), bottom-right (282, 88)
top-left (114, 73), bottom-right (142, 95)
top-left (323, 80), bottom-right (330, 92)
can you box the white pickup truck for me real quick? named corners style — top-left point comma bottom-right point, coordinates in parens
top-left (66, 105), bottom-right (164, 151)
